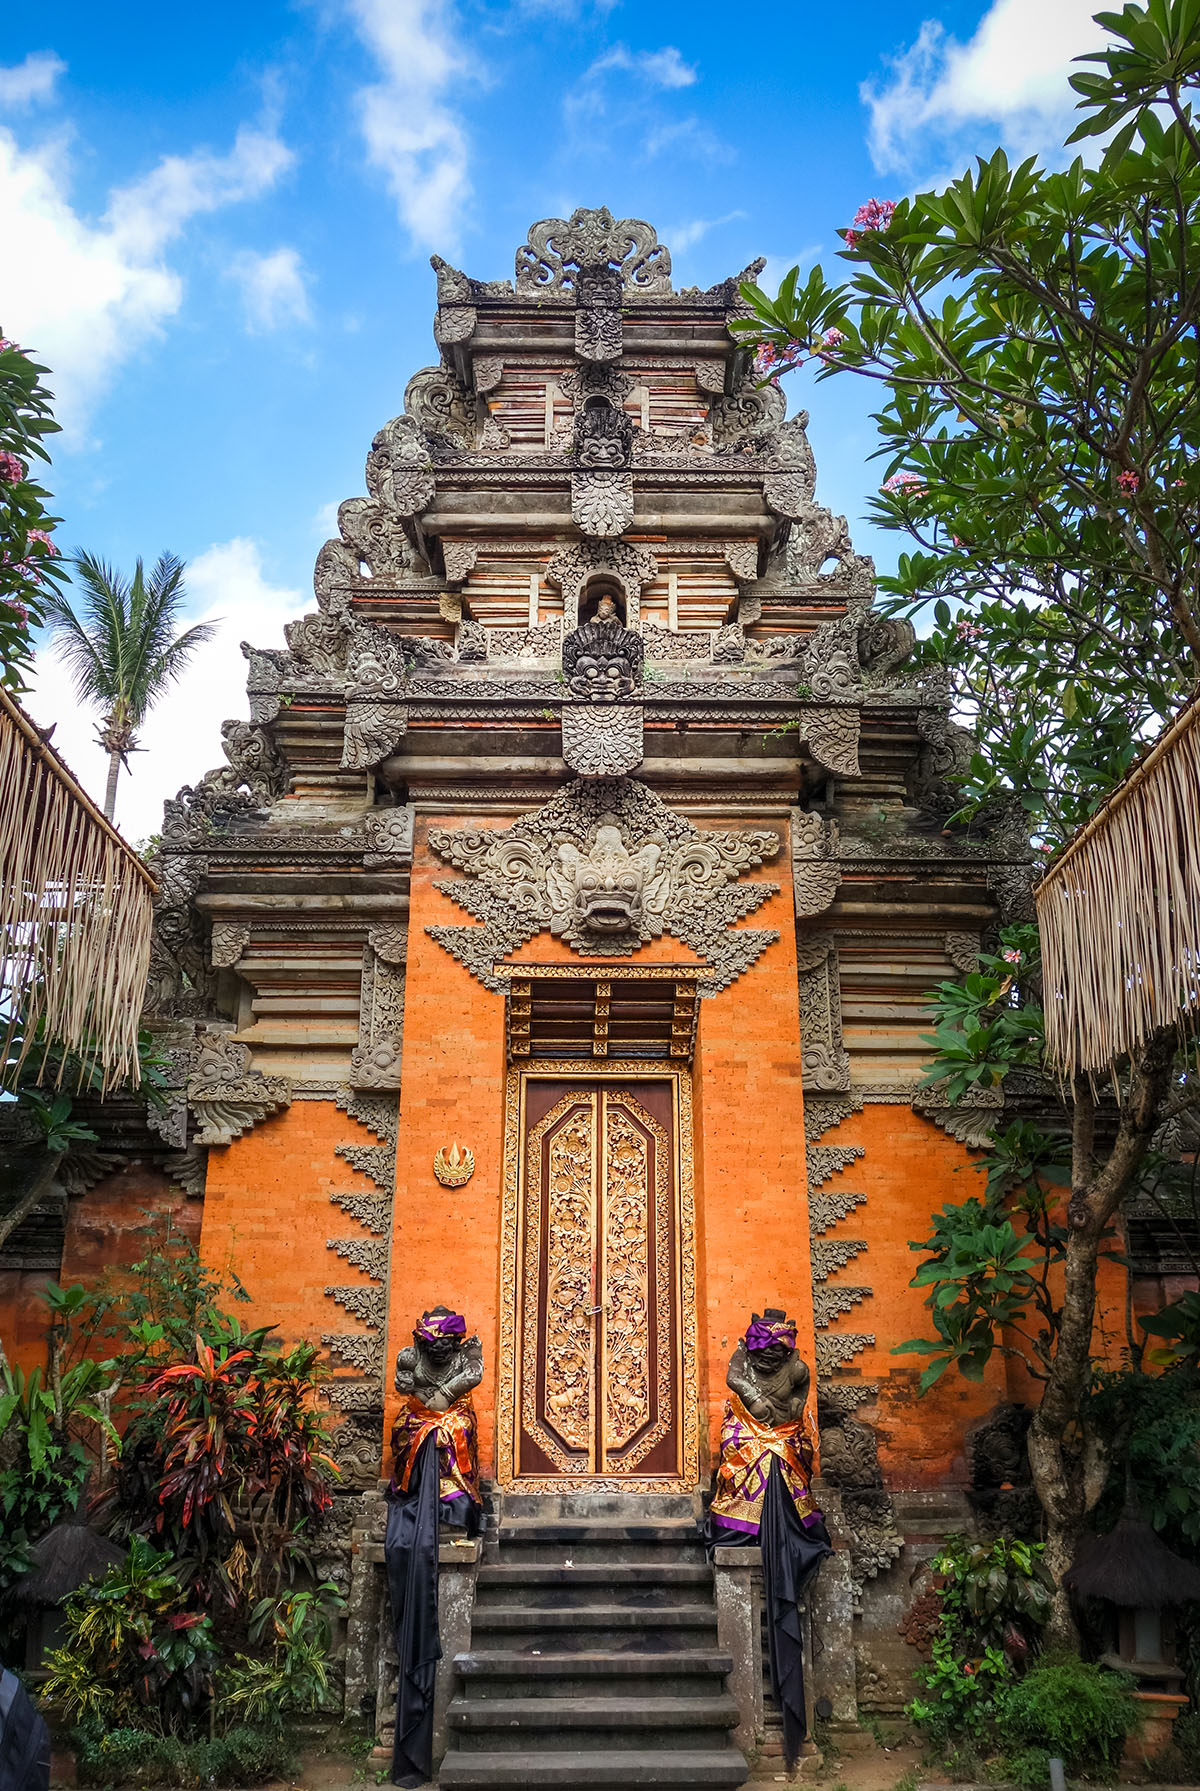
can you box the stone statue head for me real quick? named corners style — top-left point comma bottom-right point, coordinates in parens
top-left (575, 397), bottom-right (632, 469)
top-left (552, 826), bottom-right (662, 940)
top-left (414, 1305), bottom-right (467, 1370)
top-left (744, 1307), bottom-right (798, 1375)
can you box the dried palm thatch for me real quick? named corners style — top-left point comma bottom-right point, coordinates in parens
top-left (1037, 690), bottom-right (1200, 1079)
top-left (0, 685), bottom-right (155, 1094)
top-left (1065, 1513), bottom-right (1200, 1607)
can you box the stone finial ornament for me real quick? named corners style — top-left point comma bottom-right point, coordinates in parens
top-left (726, 1308), bottom-right (811, 1427)
top-left (394, 1307), bottom-right (483, 1415)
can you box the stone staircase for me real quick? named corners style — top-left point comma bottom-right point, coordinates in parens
top-left (438, 1494), bottom-right (748, 1790)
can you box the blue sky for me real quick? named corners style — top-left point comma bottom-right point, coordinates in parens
top-left (2, 0), bottom-right (1105, 840)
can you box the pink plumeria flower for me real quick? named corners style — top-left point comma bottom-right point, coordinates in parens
top-left (0, 451), bottom-right (24, 484)
top-left (1116, 470), bottom-right (1140, 494)
top-left (846, 199), bottom-right (896, 247)
top-left (26, 529), bottom-right (59, 553)
top-left (882, 469), bottom-right (925, 495)
top-left (0, 597), bottom-right (30, 624)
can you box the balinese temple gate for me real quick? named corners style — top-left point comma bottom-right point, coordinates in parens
top-left (17, 211), bottom-right (1051, 1775)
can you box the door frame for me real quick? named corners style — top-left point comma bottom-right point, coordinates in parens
top-left (496, 1059), bottom-right (699, 1492)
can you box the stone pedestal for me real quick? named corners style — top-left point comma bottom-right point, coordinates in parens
top-left (713, 1547), bottom-right (764, 1754)
top-left (345, 1492), bottom-right (482, 1773)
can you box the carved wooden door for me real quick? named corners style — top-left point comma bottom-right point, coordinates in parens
top-left (516, 1079), bottom-right (682, 1479)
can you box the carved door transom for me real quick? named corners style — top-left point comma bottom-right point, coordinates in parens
top-left (514, 1078), bottom-right (684, 1480)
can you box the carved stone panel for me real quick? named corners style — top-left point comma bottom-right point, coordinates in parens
top-left (561, 705), bottom-right (644, 777)
top-left (428, 776), bottom-right (780, 989)
top-left (791, 812), bottom-right (841, 918)
top-left (796, 929), bottom-right (851, 1092)
top-left (184, 1028), bottom-right (292, 1148)
top-left (572, 471), bottom-right (634, 537)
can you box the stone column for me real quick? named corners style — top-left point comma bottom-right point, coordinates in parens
top-left (713, 1546), bottom-right (764, 1755)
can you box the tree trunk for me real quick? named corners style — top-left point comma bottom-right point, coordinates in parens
top-left (1027, 1029), bottom-right (1178, 1646)
top-left (103, 748), bottom-right (122, 821)
top-left (0, 1150), bottom-right (66, 1253)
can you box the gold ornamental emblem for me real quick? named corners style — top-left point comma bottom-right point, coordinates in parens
top-left (433, 1140), bottom-right (475, 1187)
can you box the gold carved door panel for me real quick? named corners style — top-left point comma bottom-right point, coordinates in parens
top-left (514, 1078), bottom-right (684, 1480)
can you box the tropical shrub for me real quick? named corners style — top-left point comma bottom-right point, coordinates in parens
top-left (219, 1586), bottom-right (345, 1727)
top-left (0, 334), bottom-right (67, 687)
top-left (72, 1724), bottom-right (297, 1789)
top-left (997, 1655), bottom-right (1139, 1783)
top-left (42, 1537), bottom-right (217, 1732)
top-left (907, 1637), bottom-right (1012, 1753)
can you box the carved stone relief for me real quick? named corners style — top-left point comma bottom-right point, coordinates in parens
top-left (183, 1028), bottom-right (292, 1149)
top-left (515, 208), bottom-right (673, 296)
top-left (350, 938), bottom-right (406, 1091)
top-left (562, 600), bottom-right (643, 700)
top-left (364, 806), bottom-right (415, 872)
top-left (572, 471), bottom-right (634, 537)
top-left (796, 929), bottom-right (851, 1092)
top-left (546, 539), bottom-right (658, 629)
top-left (365, 413), bottom-right (437, 515)
top-left (427, 776), bottom-right (780, 990)
top-left (561, 704), bottom-right (644, 777)
top-left (791, 812), bottom-right (841, 918)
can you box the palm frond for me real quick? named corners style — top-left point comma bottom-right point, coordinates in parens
top-left (139, 619), bottom-right (220, 708)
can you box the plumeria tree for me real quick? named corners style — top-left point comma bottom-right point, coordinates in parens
top-left (736, 0), bottom-right (1200, 1640)
top-left (736, 0), bottom-right (1200, 850)
top-left (0, 336), bottom-right (68, 687)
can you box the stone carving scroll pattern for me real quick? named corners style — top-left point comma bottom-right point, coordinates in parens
top-left (426, 777), bottom-right (781, 993)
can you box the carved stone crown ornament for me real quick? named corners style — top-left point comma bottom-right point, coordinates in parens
top-left (427, 776), bottom-right (781, 992)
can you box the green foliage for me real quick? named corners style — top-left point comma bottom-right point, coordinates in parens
top-left (917, 925), bottom-right (1045, 1103)
top-left (1091, 1358), bottom-right (1200, 1546)
top-left (932, 1535), bottom-right (1055, 1651)
top-left (42, 1537), bottom-right (218, 1733)
top-left (732, 0), bottom-right (1200, 847)
top-left (220, 1585), bottom-right (345, 1726)
top-left (72, 1724), bottom-right (297, 1788)
top-left (0, 335), bottom-right (67, 688)
top-left (0, 1339), bottom-right (120, 1536)
top-left (906, 1533), bottom-right (1052, 1754)
top-left (997, 1655), bottom-right (1139, 1782)
top-left (908, 1637), bottom-right (1011, 1752)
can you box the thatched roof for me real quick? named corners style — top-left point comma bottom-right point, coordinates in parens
top-left (1037, 691), bottom-right (1200, 1079)
top-left (0, 686), bottom-right (155, 1093)
top-left (1065, 1515), bottom-right (1200, 1607)
top-left (12, 1520), bottom-right (124, 1607)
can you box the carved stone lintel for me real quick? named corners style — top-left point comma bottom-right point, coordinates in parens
top-left (561, 704), bottom-right (644, 776)
top-left (428, 776), bottom-right (780, 988)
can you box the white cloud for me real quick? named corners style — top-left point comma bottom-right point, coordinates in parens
top-left (0, 121), bottom-right (294, 433)
top-left (346, 0), bottom-right (472, 251)
top-left (863, 0), bottom-right (1107, 173)
top-left (665, 211), bottom-right (746, 253)
top-left (26, 539), bottom-right (308, 845)
top-left (586, 45), bottom-right (697, 89)
top-left (228, 246), bottom-right (311, 331)
top-left (0, 52), bottom-right (66, 109)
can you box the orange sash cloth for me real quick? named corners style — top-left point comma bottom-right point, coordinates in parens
top-left (390, 1395), bottom-right (481, 1506)
top-left (709, 1394), bottom-right (820, 1535)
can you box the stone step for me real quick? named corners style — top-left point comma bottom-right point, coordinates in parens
top-left (469, 1604), bottom-right (719, 1651)
top-left (477, 1562), bottom-right (713, 1589)
top-left (473, 1571), bottom-right (713, 1611)
top-left (499, 1493), bottom-right (697, 1522)
top-left (487, 1521), bottom-right (706, 1567)
top-left (450, 1693), bottom-right (740, 1754)
top-left (454, 1649), bottom-right (734, 1702)
top-left (438, 1747), bottom-right (748, 1789)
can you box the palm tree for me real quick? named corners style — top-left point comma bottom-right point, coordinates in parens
top-left (41, 552), bottom-right (217, 820)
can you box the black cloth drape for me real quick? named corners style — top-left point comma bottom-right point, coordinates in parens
top-left (384, 1433), bottom-right (442, 1787)
top-left (0, 1668), bottom-right (51, 1791)
top-left (703, 1455), bottom-right (832, 1771)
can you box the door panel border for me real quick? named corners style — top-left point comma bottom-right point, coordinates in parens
top-left (497, 1060), bottom-right (699, 1492)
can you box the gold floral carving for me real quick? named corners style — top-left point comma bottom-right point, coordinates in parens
top-left (602, 1093), bottom-right (672, 1473)
top-left (432, 1140), bottom-right (475, 1186)
top-left (522, 1096), bottom-right (597, 1468)
top-left (498, 1062), bottom-right (698, 1492)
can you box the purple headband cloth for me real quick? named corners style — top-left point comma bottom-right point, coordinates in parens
top-left (417, 1313), bottom-right (467, 1341)
top-left (745, 1318), bottom-right (796, 1353)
